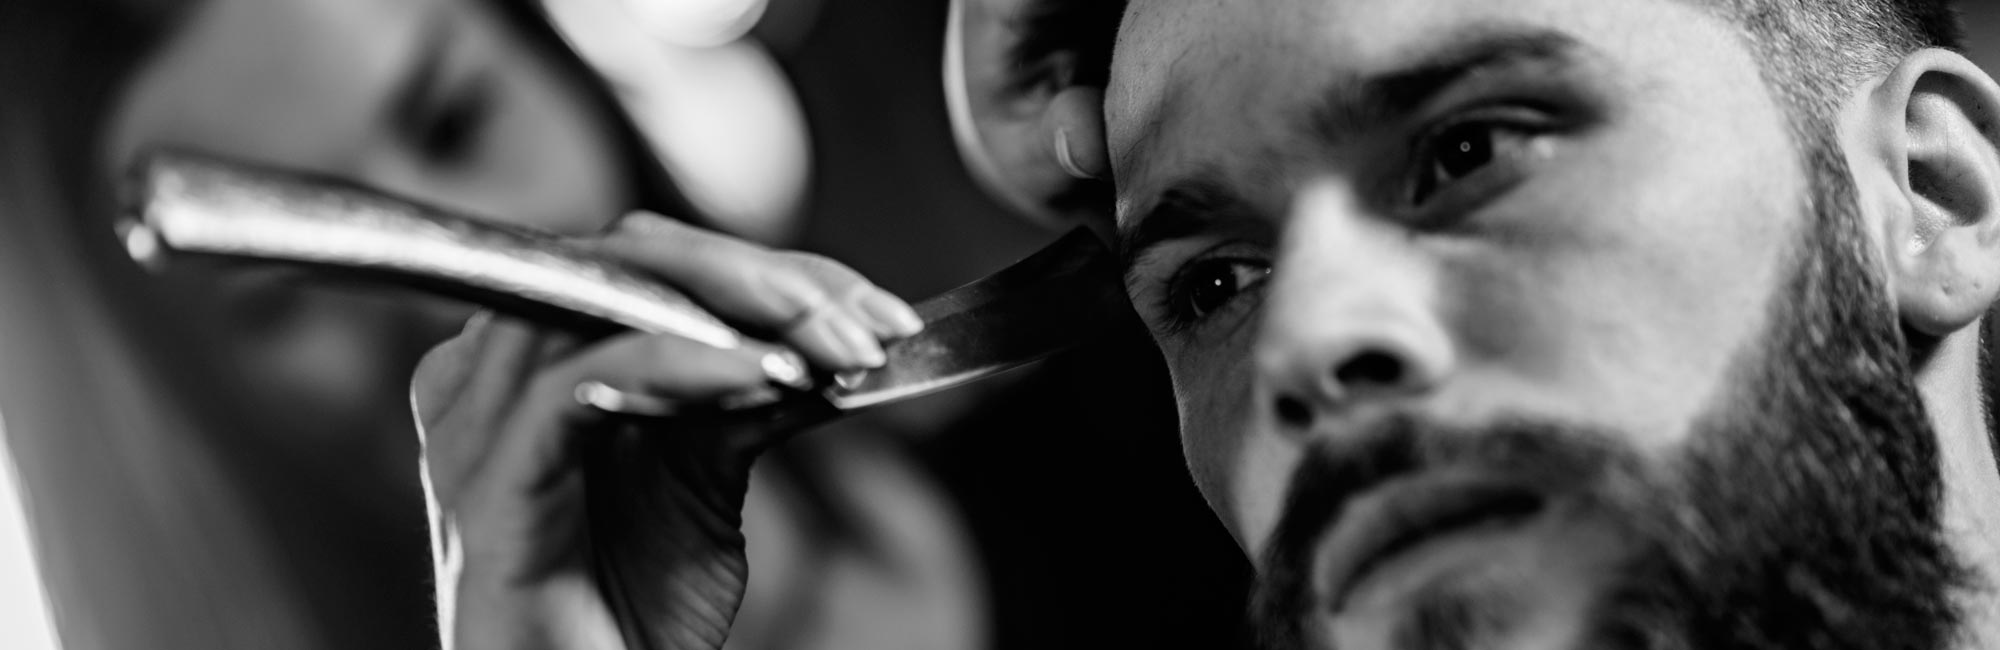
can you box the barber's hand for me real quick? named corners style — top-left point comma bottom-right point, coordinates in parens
top-left (413, 212), bottom-right (922, 650)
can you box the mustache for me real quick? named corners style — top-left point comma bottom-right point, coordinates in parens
top-left (1249, 416), bottom-right (1631, 649)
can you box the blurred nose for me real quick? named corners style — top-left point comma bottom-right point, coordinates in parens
top-left (1256, 183), bottom-right (1454, 431)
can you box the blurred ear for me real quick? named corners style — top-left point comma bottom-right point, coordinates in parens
top-left (946, 0), bottom-right (1114, 228)
top-left (1850, 49), bottom-right (2000, 338)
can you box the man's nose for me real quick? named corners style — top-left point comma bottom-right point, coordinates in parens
top-left (1255, 183), bottom-right (1454, 430)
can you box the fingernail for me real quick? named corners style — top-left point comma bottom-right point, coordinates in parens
top-left (575, 380), bottom-right (679, 418)
top-left (575, 380), bottom-right (614, 409)
top-left (832, 318), bottom-right (887, 368)
top-left (834, 369), bottom-right (869, 391)
top-left (1055, 129), bottom-right (1096, 180)
top-left (858, 289), bottom-right (924, 338)
top-left (760, 350), bottom-right (813, 390)
top-left (118, 220), bottom-right (166, 271)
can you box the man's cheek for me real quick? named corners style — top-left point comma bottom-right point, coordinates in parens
top-left (1229, 431), bottom-right (1304, 558)
top-left (1170, 347), bottom-right (1286, 552)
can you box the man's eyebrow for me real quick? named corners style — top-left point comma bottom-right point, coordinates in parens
top-left (1116, 29), bottom-right (1584, 278)
top-left (1306, 27), bottom-right (1586, 142)
top-left (1119, 175), bottom-right (1262, 276)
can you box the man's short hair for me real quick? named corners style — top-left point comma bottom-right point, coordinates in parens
top-left (1703, 0), bottom-right (1963, 135)
top-left (1008, 0), bottom-right (1962, 131)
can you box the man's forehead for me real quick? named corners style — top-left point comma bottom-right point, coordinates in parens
top-left (1107, 0), bottom-right (1435, 160)
top-left (1105, 0), bottom-right (1727, 221)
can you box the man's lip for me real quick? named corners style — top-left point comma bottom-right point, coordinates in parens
top-left (1311, 475), bottom-right (1546, 611)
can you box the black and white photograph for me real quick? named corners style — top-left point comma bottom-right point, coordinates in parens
top-left (5, 1), bottom-right (2000, 649)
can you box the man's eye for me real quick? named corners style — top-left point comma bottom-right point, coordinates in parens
top-left (1162, 257), bottom-right (1272, 330)
top-left (1408, 120), bottom-right (1539, 206)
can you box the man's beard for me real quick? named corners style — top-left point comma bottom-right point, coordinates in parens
top-left (1249, 138), bottom-right (1974, 650)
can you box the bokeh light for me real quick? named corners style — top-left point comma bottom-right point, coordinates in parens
top-left (543, 0), bottom-right (812, 244)
top-left (621, 0), bottom-right (769, 48)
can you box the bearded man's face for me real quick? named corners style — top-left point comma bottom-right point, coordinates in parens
top-left (1103, 0), bottom-right (1971, 647)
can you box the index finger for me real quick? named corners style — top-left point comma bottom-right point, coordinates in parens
top-left (581, 214), bottom-right (828, 328)
top-left (579, 213), bottom-right (920, 371)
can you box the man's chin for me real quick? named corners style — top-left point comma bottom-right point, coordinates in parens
top-left (1304, 514), bottom-right (1630, 650)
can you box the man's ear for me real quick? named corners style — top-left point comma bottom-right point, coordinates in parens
top-left (1856, 49), bottom-right (2000, 338)
top-left (946, 0), bottom-right (1113, 229)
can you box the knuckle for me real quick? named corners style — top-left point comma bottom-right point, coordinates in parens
top-left (413, 342), bottom-right (462, 380)
top-left (774, 252), bottom-right (862, 291)
top-left (599, 217), bottom-right (734, 266)
top-left (726, 260), bottom-right (773, 293)
top-left (621, 210), bottom-right (678, 234)
top-left (412, 343), bottom-right (472, 409)
top-left (618, 211), bottom-right (706, 245)
top-left (787, 252), bottom-right (868, 291)
top-left (777, 251), bottom-right (842, 275)
top-left (459, 309), bottom-right (496, 335)
top-left (682, 225), bottom-right (765, 260)
top-left (835, 278), bottom-right (880, 306)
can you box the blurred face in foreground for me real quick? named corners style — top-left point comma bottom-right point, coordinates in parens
top-left (1108, 0), bottom-right (1985, 648)
top-left (103, 0), bottom-right (633, 477)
